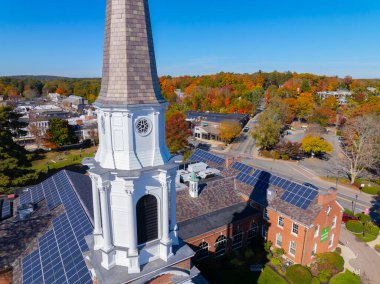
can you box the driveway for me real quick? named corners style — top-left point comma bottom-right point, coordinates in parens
top-left (339, 227), bottom-right (380, 284)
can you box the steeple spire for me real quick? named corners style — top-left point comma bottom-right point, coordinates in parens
top-left (95, 0), bottom-right (166, 107)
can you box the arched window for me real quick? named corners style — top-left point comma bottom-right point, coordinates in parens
top-left (247, 222), bottom-right (258, 240)
top-left (214, 235), bottom-right (227, 257)
top-left (195, 242), bottom-right (209, 260)
top-left (137, 195), bottom-right (158, 245)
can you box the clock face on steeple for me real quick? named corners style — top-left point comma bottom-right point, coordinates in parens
top-left (135, 117), bottom-right (152, 136)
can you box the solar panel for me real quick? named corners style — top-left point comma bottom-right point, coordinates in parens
top-left (30, 184), bottom-right (45, 203)
top-left (231, 162), bottom-right (253, 174)
top-left (53, 214), bottom-right (92, 284)
top-left (188, 149), bottom-right (225, 165)
top-left (22, 250), bottom-right (43, 284)
top-left (41, 176), bottom-right (62, 210)
top-left (1, 200), bottom-right (11, 219)
top-left (19, 188), bottom-right (32, 205)
top-left (54, 172), bottom-right (92, 252)
top-left (39, 230), bottom-right (68, 284)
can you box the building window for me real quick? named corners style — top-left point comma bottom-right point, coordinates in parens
top-left (289, 241), bottom-right (296, 256)
top-left (247, 222), bottom-right (258, 240)
top-left (195, 242), bottom-right (209, 260)
top-left (326, 206), bottom-right (331, 216)
top-left (136, 194), bottom-right (158, 245)
top-left (262, 225), bottom-right (268, 239)
top-left (214, 235), bottom-right (227, 257)
top-left (276, 233), bottom-right (282, 248)
top-left (311, 243), bottom-right (317, 256)
top-left (314, 225), bottom-right (319, 238)
top-left (232, 231), bottom-right (243, 250)
top-left (292, 223), bottom-right (299, 235)
top-left (263, 208), bottom-right (269, 220)
top-left (332, 216), bottom-right (337, 229)
top-left (329, 234), bottom-right (334, 248)
top-left (278, 216), bottom-right (284, 228)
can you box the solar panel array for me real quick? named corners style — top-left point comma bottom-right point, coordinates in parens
top-left (281, 187), bottom-right (318, 210)
top-left (188, 149), bottom-right (225, 165)
top-left (22, 250), bottom-right (43, 284)
top-left (1, 200), bottom-right (11, 219)
top-left (231, 162), bottom-right (254, 174)
top-left (21, 171), bottom-right (93, 284)
top-left (236, 168), bottom-right (318, 210)
top-left (20, 182), bottom-right (52, 207)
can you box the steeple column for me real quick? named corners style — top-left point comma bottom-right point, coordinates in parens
top-left (99, 180), bottom-right (115, 269)
top-left (99, 181), bottom-right (113, 251)
top-left (90, 175), bottom-right (103, 250)
top-left (169, 175), bottom-right (178, 245)
top-left (125, 181), bottom-right (140, 273)
top-left (159, 172), bottom-right (173, 261)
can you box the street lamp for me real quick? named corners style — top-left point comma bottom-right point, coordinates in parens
top-left (353, 194), bottom-right (358, 213)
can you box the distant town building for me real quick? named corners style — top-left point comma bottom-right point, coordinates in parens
top-left (48, 92), bottom-right (62, 102)
top-left (186, 111), bottom-right (249, 141)
top-left (62, 95), bottom-right (88, 112)
top-left (316, 89), bottom-right (352, 105)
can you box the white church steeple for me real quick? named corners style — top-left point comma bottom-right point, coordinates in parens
top-left (84, 0), bottom-right (180, 274)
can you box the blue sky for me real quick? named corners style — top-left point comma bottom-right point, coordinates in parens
top-left (0, 0), bottom-right (379, 78)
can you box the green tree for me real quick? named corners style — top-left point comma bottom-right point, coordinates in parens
top-left (252, 118), bottom-right (282, 150)
top-left (0, 107), bottom-right (38, 193)
top-left (301, 135), bottom-right (333, 156)
top-left (46, 118), bottom-right (78, 147)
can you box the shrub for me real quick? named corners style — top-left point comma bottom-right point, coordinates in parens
top-left (361, 186), bottom-right (379, 195)
top-left (273, 248), bottom-right (285, 258)
top-left (334, 247), bottom-right (342, 255)
top-left (329, 270), bottom-right (360, 284)
top-left (365, 222), bottom-right (379, 236)
top-left (311, 277), bottom-right (320, 284)
top-left (355, 213), bottom-right (370, 223)
top-left (343, 209), bottom-right (355, 217)
top-left (270, 257), bottom-right (282, 266)
top-left (311, 252), bottom-right (344, 276)
top-left (285, 264), bottom-right (312, 284)
top-left (346, 220), bottom-right (363, 233)
top-left (375, 244), bottom-right (380, 253)
top-left (317, 269), bottom-right (331, 282)
top-left (264, 240), bottom-right (272, 252)
top-left (375, 179), bottom-right (380, 186)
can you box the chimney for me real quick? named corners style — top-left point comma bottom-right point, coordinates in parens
top-left (189, 172), bottom-right (199, 198)
top-left (317, 188), bottom-right (336, 206)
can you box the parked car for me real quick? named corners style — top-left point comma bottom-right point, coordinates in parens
top-left (243, 127), bottom-right (249, 133)
top-left (303, 182), bottom-right (318, 190)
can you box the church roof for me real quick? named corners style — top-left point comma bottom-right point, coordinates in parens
top-left (95, 0), bottom-right (166, 107)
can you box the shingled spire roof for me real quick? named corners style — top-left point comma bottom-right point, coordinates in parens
top-left (95, 0), bottom-right (166, 107)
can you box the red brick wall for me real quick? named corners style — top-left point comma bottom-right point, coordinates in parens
top-left (267, 199), bottom-right (342, 265)
top-left (184, 215), bottom-right (261, 256)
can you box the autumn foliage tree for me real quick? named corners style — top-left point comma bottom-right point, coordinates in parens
top-left (46, 118), bottom-right (78, 148)
top-left (301, 135), bottom-right (333, 157)
top-left (219, 120), bottom-right (242, 143)
top-left (165, 110), bottom-right (190, 153)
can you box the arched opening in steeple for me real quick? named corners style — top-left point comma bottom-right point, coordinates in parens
top-left (137, 194), bottom-right (158, 245)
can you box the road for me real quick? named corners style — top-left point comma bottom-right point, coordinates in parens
top-left (229, 113), bottom-right (259, 156)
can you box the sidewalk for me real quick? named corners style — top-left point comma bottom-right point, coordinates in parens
top-left (339, 227), bottom-right (380, 283)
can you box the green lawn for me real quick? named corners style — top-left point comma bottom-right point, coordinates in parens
top-left (329, 270), bottom-right (360, 284)
top-left (356, 233), bottom-right (377, 242)
top-left (32, 147), bottom-right (97, 171)
top-left (258, 266), bottom-right (287, 284)
top-left (323, 176), bottom-right (380, 195)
